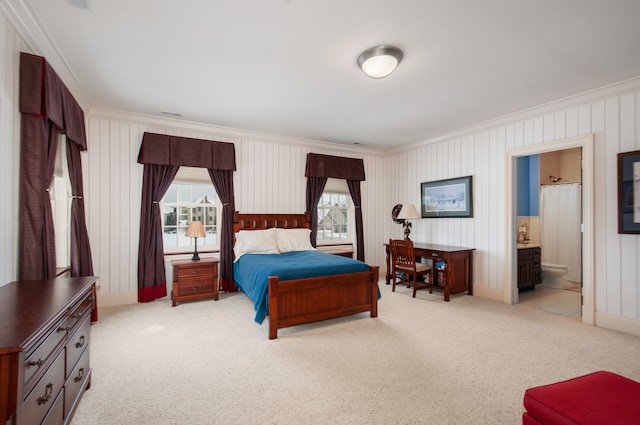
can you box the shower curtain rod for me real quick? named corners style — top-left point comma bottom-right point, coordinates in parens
top-left (540, 181), bottom-right (582, 187)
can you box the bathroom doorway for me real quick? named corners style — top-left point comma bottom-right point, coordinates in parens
top-left (505, 134), bottom-right (595, 325)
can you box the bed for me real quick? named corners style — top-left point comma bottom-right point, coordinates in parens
top-left (233, 212), bottom-right (380, 339)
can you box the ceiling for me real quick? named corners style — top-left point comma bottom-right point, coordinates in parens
top-left (8, 0), bottom-right (640, 149)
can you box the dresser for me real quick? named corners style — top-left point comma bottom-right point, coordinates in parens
top-left (171, 258), bottom-right (219, 306)
top-left (0, 276), bottom-right (97, 425)
top-left (517, 246), bottom-right (541, 290)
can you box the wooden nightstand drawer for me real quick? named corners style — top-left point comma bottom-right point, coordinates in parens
top-left (172, 258), bottom-right (219, 306)
top-left (175, 278), bottom-right (216, 295)
top-left (176, 264), bottom-right (215, 280)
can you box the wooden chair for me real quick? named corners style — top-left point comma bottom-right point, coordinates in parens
top-left (389, 239), bottom-right (433, 298)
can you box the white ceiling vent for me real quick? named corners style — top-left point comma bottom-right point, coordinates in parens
top-left (68, 0), bottom-right (92, 11)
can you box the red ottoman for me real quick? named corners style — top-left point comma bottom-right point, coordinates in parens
top-left (523, 371), bottom-right (640, 425)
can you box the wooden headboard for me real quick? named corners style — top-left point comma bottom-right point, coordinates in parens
top-left (233, 211), bottom-right (311, 233)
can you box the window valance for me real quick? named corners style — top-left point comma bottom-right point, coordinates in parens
top-left (305, 153), bottom-right (365, 181)
top-left (137, 132), bottom-right (236, 171)
top-left (19, 52), bottom-right (87, 150)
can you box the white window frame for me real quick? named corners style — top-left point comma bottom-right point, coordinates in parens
top-left (315, 178), bottom-right (354, 246)
top-left (160, 167), bottom-right (222, 254)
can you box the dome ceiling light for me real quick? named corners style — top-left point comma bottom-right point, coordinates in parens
top-left (357, 45), bottom-right (403, 79)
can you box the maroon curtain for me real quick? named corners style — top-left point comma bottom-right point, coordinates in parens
top-left (18, 116), bottom-right (59, 280)
top-left (137, 164), bottom-right (179, 302)
top-left (66, 141), bottom-right (94, 277)
top-left (347, 180), bottom-right (365, 261)
top-left (137, 132), bottom-right (236, 301)
top-left (208, 169), bottom-right (236, 292)
top-left (305, 177), bottom-right (328, 247)
top-left (19, 52), bottom-right (91, 281)
top-left (305, 153), bottom-right (366, 257)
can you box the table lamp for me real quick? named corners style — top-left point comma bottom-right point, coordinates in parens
top-left (184, 221), bottom-right (206, 260)
top-left (397, 203), bottom-right (420, 240)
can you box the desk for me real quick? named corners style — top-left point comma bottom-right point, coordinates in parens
top-left (384, 242), bottom-right (475, 301)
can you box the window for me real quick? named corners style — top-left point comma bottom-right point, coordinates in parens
top-left (50, 135), bottom-right (70, 268)
top-left (316, 184), bottom-right (352, 244)
top-left (160, 168), bottom-right (219, 253)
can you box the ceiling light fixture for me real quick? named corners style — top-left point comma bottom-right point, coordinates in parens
top-left (357, 45), bottom-right (403, 79)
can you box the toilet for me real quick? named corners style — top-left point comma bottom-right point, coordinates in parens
top-left (540, 262), bottom-right (571, 289)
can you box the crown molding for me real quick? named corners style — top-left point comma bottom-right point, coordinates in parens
top-left (0, 0), bottom-right (92, 110)
top-left (387, 74), bottom-right (640, 155)
top-left (88, 107), bottom-right (387, 157)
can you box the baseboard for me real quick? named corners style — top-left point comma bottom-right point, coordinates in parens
top-left (595, 311), bottom-right (640, 338)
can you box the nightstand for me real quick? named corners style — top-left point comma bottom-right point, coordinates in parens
top-left (171, 258), bottom-right (219, 306)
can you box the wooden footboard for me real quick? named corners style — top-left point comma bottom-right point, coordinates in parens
top-left (267, 266), bottom-right (379, 339)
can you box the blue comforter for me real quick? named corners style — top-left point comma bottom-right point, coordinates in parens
top-left (233, 250), bottom-right (372, 324)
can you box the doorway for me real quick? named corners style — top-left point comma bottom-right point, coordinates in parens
top-left (505, 134), bottom-right (595, 325)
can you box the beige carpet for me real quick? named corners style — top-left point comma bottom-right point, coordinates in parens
top-left (71, 281), bottom-right (640, 425)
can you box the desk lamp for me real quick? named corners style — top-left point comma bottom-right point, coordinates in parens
top-left (397, 203), bottom-right (420, 240)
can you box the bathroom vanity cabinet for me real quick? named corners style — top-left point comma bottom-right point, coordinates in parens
top-left (518, 247), bottom-right (541, 291)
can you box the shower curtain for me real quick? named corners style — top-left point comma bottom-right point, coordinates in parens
top-left (540, 183), bottom-right (582, 282)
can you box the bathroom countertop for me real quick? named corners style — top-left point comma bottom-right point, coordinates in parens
top-left (517, 243), bottom-right (540, 249)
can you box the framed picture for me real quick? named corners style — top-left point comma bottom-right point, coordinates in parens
top-left (421, 176), bottom-right (473, 218)
top-left (618, 150), bottom-right (640, 234)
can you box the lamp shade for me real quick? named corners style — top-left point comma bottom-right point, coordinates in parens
top-left (397, 203), bottom-right (420, 220)
top-left (184, 221), bottom-right (205, 238)
top-left (357, 45), bottom-right (403, 79)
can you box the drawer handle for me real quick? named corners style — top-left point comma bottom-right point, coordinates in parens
top-left (192, 269), bottom-right (200, 274)
top-left (191, 284), bottom-right (202, 289)
top-left (74, 368), bottom-right (85, 383)
top-left (29, 358), bottom-right (44, 368)
top-left (71, 313), bottom-right (82, 319)
top-left (57, 325), bottom-right (70, 333)
top-left (37, 383), bottom-right (53, 405)
top-left (75, 335), bottom-right (86, 348)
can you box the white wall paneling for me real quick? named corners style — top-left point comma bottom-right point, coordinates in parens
top-left (85, 110), bottom-right (387, 306)
top-left (387, 81), bottom-right (640, 336)
top-left (0, 14), bottom-right (28, 286)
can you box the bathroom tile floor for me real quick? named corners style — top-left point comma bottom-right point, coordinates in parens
top-left (518, 284), bottom-right (582, 318)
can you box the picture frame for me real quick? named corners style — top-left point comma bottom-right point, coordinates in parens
top-left (617, 150), bottom-right (640, 234)
top-left (421, 176), bottom-right (473, 218)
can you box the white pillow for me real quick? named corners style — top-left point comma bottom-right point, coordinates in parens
top-left (233, 228), bottom-right (279, 261)
top-left (276, 228), bottom-right (314, 253)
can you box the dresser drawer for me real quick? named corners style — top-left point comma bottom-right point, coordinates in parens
top-left (64, 346), bottom-right (91, 419)
top-left (68, 291), bottom-right (93, 332)
top-left (40, 390), bottom-right (64, 425)
top-left (66, 314), bottom-right (91, 377)
top-left (18, 350), bottom-right (65, 425)
top-left (23, 316), bottom-right (67, 394)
